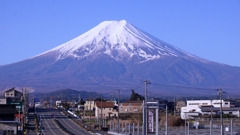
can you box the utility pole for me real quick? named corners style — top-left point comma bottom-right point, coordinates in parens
top-left (117, 90), bottom-right (120, 133)
top-left (101, 94), bottom-right (103, 127)
top-left (143, 80), bottom-right (150, 135)
top-left (216, 89), bottom-right (225, 135)
top-left (166, 105), bottom-right (168, 135)
top-left (21, 86), bottom-right (24, 134)
top-left (174, 96), bottom-right (176, 116)
top-left (210, 100), bottom-right (213, 135)
top-left (89, 94), bottom-right (92, 125)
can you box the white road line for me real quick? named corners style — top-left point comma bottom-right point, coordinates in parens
top-left (41, 113), bottom-right (67, 135)
top-left (42, 114), bottom-right (57, 135)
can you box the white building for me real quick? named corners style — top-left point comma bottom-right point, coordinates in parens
top-left (95, 101), bottom-right (118, 118)
top-left (56, 100), bottom-right (61, 107)
top-left (186, 100), bottom-right (230, 108)
top-left (181, 100), bottom-right (231, 119)
top-left (84, 99), bottom-right (96, 110)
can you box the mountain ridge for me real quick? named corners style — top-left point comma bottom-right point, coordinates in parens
top-left (0, 20), bottom-right (239, 94)
top-left (33, 20), bottom-right (209, 64)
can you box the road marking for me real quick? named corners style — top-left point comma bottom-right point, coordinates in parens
top-left (42, 115), bottom-right (57, 135)
top-left (40, 113), bottom-right (67, 135)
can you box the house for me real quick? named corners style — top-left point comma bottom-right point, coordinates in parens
top-left (180, 100), bottom-right (239, 119)
top-left (84, 98), bottom-right (96, 110)
top-left (95, 101), bottom-right (118, 118)
top-left (176, 100), bottom-right (186, 112)
top-left (4, 87), bottom-right (23, 101)
top-left (119, 100), bottom-right (143, 113)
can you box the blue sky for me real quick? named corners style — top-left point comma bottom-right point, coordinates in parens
top-left (0, 0), bottom-right (240, 66)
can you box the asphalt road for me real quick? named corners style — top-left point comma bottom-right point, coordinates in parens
top-left (36, 108), bottom-right (92, 135)
top-left (56, 111), bottom-right (93, 135)
top-left (37, 108), bottom-right (67, 135)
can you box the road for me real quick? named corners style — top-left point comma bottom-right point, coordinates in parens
top-left (36, 108), bottom-right (92, 135)
top-left (37, 108), bottom-right (67, 135)
top-left (57, 113), bottom-right (92, 135)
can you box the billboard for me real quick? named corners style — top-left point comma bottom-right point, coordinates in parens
top-left (34, 98), bottom-right (40, 102)
top-left (148, 110), bottom-right (154, 132)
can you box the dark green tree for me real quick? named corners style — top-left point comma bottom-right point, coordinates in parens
top-left (80, 99), bottom-right (85, 105)
top-left (130, 89), bottom-right (144, 101)
top-left (94, 96), bottom-right (106, 101)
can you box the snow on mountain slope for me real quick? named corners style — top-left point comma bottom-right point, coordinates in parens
top-left (35, 20), bottom-right (208, 63)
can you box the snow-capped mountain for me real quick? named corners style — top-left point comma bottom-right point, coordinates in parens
top-left (0, 20), bottom-right (240, 93)
top-left (35, 20), bottom-right (206, 63)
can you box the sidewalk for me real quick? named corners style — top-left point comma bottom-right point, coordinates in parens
top-left (26, 113), bottom-right (37, 135)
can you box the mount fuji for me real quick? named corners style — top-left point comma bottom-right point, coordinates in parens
top-left (0, 20), bottom-right (240, 93)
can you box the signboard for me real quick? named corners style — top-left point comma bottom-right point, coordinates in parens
top-left (16, 105), bottom-right (22, 112)
top-left (8, 102), bottom-right (23, 112)
top-left (34, 98), bottom-right (40, 102)
top-left (15, 114), bottom-right (23, 122)
top-left (9, 101), bottom-right (22, 105)
top-left (148, 110), bottom-right (154, 132)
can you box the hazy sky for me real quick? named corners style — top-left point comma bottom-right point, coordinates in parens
top-left (1, 1), bottom-right (240, 67)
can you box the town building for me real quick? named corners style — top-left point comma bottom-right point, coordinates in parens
top-left (0, 105), bottom-right (17, 121)
top-left (4, 87), bottom-right (23, 101)
top-left (181, 100), bottom-right (240, 119)
top-left (176, 100), bottom-right (186, 112)
top-left (95, 101), bottom-right (118, 118)
top-left (0, 104), bottom-right (19, 135)
top-left (84, 98), bottom-right (96, 110)
top-left (0, 97), bottom-right (7, 105)
top-left (0, 88), bottom-right (25, 134)
top-left (119, 100), bottom-right (143, 113)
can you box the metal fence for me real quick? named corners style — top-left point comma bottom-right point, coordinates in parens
top-left (109, 118), bottom-right (240, 135)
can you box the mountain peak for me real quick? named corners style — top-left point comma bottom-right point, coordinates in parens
top-left (36, 20), bottom-right (205, 63)
top-left (103, 20), bottom-right (127, 25)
